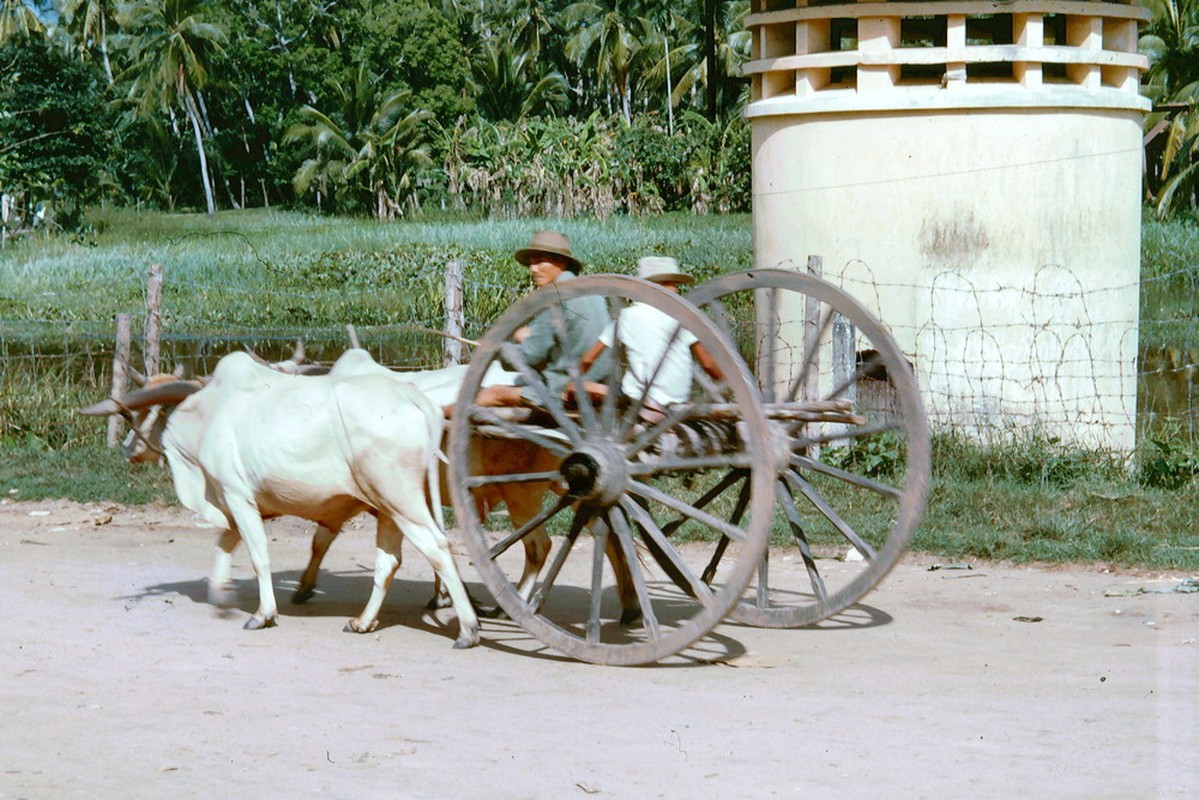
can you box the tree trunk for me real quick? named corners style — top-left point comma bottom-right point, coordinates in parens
top-left (704, 0), bottom-right (717, 121)
top-left (183, 86), bottom-right (217, 215)
top-left (100, 15), bottom-right (113, 84)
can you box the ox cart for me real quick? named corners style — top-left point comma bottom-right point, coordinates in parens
top-left (447, 269), bottom-right (931, 665)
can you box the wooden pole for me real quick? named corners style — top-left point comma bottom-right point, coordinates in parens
top-left (107, 313), bottom-right (131, 447)
top-left (805, 255), bottom-right (823, 458)
top-left (144, 263), bottom-right (163, 376)
top-left (832, 314), bottom-right (856, 447)
top-left (444, 259), bottom-right (465, 366)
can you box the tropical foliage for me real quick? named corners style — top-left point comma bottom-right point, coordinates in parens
top-left (1142, 0), bottom-right (1199, 217)
top-left (0, 0), bottom-right (757, 223)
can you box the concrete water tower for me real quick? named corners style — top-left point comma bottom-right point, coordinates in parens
top-left (743, 0), bottom-right (1150, 450)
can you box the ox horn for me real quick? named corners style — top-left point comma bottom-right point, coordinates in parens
top-left (79, 381), bottom-right (201, 417)
top-left (127, 366), bottom-right (148, 387)
top-left (243, 346), bottom-right (270, 366)
top-left (291, 339), bottom-right (306, 364)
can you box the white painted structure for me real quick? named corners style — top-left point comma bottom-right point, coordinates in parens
top-left (744, 0), bottom-right (1150, 449)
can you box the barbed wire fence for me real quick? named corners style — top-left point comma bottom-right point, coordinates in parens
top-left (1, 255), bottom-right (1195, 449)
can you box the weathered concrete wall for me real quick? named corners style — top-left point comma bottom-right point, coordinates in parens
top-left (744, 1), bottom-right (1150, 450)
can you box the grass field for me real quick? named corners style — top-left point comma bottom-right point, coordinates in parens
top-left (1, 208), bottom-right (1197, 570)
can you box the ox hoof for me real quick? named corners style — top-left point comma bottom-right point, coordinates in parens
top-left (620, 605), bottom-right (643, 627)
top-left (344, 618), bottom-right (379, 634)
top-left (208, 585), bottom-right (237, 609)
top-left (478, 604), bottom-right (510, 621)
top-left (292, 587), bottom-right (316, 605)
top-left (453, 630), bottom-right (481, 649)
top-left (424, 593), bottom-right (452, 611)
top-left (244, 615), bottom-right (277, 630)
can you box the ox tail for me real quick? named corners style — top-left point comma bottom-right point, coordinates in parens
top-left (426, 408), bottom-right (446, 532)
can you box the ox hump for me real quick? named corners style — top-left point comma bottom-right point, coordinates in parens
top-left (329, 348), bottom-right (384, 377)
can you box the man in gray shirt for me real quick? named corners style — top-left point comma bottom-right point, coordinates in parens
top-left (473, 230), bottom-right (610, 408)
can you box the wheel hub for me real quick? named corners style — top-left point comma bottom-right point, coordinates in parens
top-left (559, 443), bottom-right (629, 506)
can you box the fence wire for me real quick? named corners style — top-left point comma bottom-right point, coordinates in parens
top-left (1, 257), bottom-right (1196, 447)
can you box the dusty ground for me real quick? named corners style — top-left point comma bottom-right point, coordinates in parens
top-left (0, 498), bottom-right (1196, 799)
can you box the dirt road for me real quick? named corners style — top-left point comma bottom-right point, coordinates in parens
top-left (1, 499), bottom-right (1196, 799)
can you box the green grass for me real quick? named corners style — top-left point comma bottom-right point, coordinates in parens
top-left (1140, 216), bottom-right (1199, 352)
top-left (2, 208), bottom-right (1198, 570)
top-left (1, 207), bottom-right (753, 333)
top-left (0, 441), bottom-right (176, 506)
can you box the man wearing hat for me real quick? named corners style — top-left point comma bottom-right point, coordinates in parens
top-left (578, 256), bottom-right (723, 409)
top-left (473, 231), bottom-right (611, 408)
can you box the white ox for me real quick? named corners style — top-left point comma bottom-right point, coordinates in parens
top-left (84, 350), bottom-right (480, 648)
top-left (90, 349), bottom-right (642, 626)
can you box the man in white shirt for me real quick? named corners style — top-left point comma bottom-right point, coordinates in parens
top-left (577, 257), bottom-right (723, 412)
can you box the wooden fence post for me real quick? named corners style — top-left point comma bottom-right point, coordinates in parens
top-left (107, 313), bottom-right (131, 447)
top-left (804, 255), bottom-right (823, 458)
top-left (832, 314), bottom-right (856, 447)
top-left (444, 259), bottom-right (465, 366)
top-left (145, 263), bottom-right (163, 376)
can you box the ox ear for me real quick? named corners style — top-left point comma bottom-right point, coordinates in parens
top-left (172, 363), bottom-right (186, 378)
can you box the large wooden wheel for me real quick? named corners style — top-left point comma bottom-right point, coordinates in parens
top-left (686, 269), bottom-right (931, 628)
top-left (448, 275), bottom-right (777, 665)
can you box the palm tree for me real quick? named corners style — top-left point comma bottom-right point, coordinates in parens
top-left (285, 65), bottom-right (433, 221)
top-left (562, 0), bottom-right (652, 122)
top-left (59, 0), bottom-right (118, 82)
top-left (1141, 0), bottom-right (1199, 99)
top-left (0, 0), bottom-right (46, 43)
top-left (116, 0), bottom-right (227, 215)
top-left (473, 39), bottom-right (568, 122)
top-left (643, 1), bottom-right (748, 122)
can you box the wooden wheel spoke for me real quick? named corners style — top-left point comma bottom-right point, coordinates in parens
top-left (620, 498), bottom-right (716, 606)
top-left (825, 349), bottom-right (890, 401)
top-left (467, 407), bottom-right (573, 457)
top-left (758, 286), bottom-right (781, 403)
top-left (587, 517), bottom-right (608, 644)
top-left (623, 404), bottom-right (695, 460)
top-left (466, 469), bottom-right (562, 489)
top-left (498, 341), bottom-right (582, 442)
top-left (790, 454), bottom-right (904, 499)
top-left (606, 509), bottom-right (660, 638)
top-left (628, 452), bottom-right (756, 477)
top-left (615, 324), bottom-right (686, 439)
top-left (792, 417), bottom-right (901, 450)
top-left (661, 468), bottom-right (747, 537)
top-left (783, 469), bottom-right (878, 561)
top-left (629, 479), bottom-right (748, 543)
top-left (775, 477), bottom-right (829, 604)
top-left (566, 366), bottom-right (600, 433)
top-left (529, 507), bottom-right (591, 614)
top-left (699, 475), bottom-right (752, 583)
top-left (487, 494), bottom-right (575, 560)
top-left (785, 305), bottom-right (836, 403)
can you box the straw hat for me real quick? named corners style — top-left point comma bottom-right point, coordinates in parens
top-left (636, 256), bottom-right (693, 285)
top-left (514, 230), bottom-right (582, 274)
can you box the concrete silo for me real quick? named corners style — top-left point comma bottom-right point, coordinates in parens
top-left (743, 0), bottom-right (1150, 449)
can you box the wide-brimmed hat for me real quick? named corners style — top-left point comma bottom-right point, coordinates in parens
top-left (637, 256), bottom-right (693, 285)
top-left (514, 230), bottom-right (583, 274)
